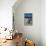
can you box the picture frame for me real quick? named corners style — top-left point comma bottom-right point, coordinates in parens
top-left (24, 13), bottom-right (32, 26)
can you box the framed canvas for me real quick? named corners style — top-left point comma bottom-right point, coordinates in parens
top-left (24, 13), bottom-right (32, 26)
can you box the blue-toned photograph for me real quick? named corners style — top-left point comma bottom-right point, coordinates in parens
top-left (24, 13), bottom-right (32, 26)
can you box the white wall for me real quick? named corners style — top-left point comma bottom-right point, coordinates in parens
top-left (41, 0), bottom-right (46, 46)
top-left (13, 0), bottom-right (41, 46)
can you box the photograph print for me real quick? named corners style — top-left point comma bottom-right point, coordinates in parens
top-left (24, 13), bottom-right (32, 26)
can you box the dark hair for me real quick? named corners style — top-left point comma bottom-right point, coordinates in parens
top-left (34, 43), bottom-right (35, 46)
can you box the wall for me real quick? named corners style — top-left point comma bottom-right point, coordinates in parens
top-left (13, 0), bottom-right (41, 46)
top-left (41, 0), bottom-right (46, 46)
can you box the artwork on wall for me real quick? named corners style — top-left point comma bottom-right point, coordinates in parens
top-left (24, 13), bottom-right (32, 26)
